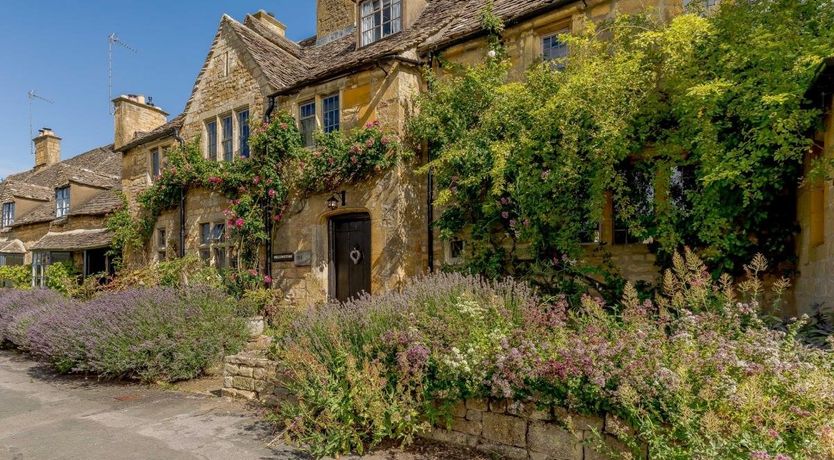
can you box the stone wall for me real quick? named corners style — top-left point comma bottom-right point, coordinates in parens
top-left (795, 98), bottom-right (834, 315)
top-left (424, 399), bottom-right (639, 460)
top-left (221, 351), bottom-right (281, 401)
top-left (222, 351), bottom-right (637, 460)
top-left (316, 0), bottom-right (355, 42)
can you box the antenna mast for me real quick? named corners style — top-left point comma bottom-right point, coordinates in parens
top-left (107, 33), bottom-right (137, 114)
top-left (27, 90), bottom-right (54, 155)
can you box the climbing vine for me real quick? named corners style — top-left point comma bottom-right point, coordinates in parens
top-left (122, 111), bottom-right (406, 273)
top-left (409, 0), bottom-right (834, 296)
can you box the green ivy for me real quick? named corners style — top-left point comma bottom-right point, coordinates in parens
top-left (131, 111), bottom-right (407, 273)
top-left (410, 0), bottom-right (834, 298)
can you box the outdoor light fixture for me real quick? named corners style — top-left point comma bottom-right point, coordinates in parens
top-left (327, 191), bottom-right (346, 211)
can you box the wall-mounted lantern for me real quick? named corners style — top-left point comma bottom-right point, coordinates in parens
top-left (327, 191), bottom-right (346, 211)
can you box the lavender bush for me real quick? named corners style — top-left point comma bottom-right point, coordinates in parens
top-left (273, 252), bottom-right (834, 459)
top-left (26, 287), bottom-right (248, 382)
top-left (0, 289), bottom-right (68, 350)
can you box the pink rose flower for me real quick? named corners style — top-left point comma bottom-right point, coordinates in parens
top-left (235, 218), bottom-right (245, 228)
top-left (263, 275), bottom-right (273, 285)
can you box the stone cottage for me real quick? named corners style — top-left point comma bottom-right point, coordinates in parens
top-left (0, 129), bottom-right (122, 285)
top-left (117, 0), bottom-right (691, 305)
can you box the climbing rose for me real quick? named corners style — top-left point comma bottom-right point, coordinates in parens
top-left (268, 189), bottom-right (277, 198)
top-left (235, 218), bottom-right (245, 229)
top-left (263, 275), bottom-right (273, 286)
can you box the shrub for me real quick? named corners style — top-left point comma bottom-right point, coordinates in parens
top-left (273, 253), bottom-right (834, 459)
top-left (0, 266), bottom-right (31, 289)
top-left (0, 289), bottom-right (67, 350)
top-left (27, 287), bottom-right (248, 382)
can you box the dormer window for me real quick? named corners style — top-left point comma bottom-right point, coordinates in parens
top-left (360, 0), bottom-right (402, 46)
top-left (1, 202), bottom-right (13, 227)
top-left (55, 187), bottom-right (70, 218)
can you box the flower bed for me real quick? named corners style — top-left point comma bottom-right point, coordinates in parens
top-left (271, 252), bottom-right (834, 459)
top-left (1, 287), bottom-right (249, 382)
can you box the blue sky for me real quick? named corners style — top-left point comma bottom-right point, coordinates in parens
top-left (0, 1), bottom-right (317, 179)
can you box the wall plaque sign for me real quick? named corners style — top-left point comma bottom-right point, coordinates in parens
top-left (272, 253), bottom-right (294, 263)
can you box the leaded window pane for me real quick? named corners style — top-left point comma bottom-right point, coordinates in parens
top-left (222, 115), bottom-right (234, 162)
top-left (299, 100), bottom-right (316, 147)
top-left (323, 94), bottom-right (340, 133)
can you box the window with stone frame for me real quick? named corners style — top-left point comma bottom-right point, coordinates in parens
top-left (444, 238), bottom-right (466, 265)
top-left (199, 223), bottom-right (212, 262)
top-left (206, 120), bottom-right (218, 161)
top-left (360, 0), bottom-right (402, 46)
top-left (157, 227), bottom-right (167, 261)
top-left (222, 114), bottom-right (234, 161)
top-left (198, 222), bottom-right (230, 269)
top-left (151, 147), bottom-right (161, 179)
top-left (542, 31), bottom-right (569, 67)
top-left (299, 100), bottom-right (317, 147)
top-left (1, 202), bottom-right (14, 227)
top-left (55, 186), bottom-right (70, 218)
top-left (322, 94), bottom-right (341, 133)
top-left (238, 109), bottom-right (250, 158)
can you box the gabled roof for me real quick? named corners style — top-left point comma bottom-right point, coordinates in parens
top-left (0, 181), bottom-right (52, 202)
top-left (0, 239), bottom-right (26, 254)
top-left (1, 144), bottom-right (122, 228)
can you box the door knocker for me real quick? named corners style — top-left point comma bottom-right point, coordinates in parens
top-left (349, 246), bottom-right (363, 265)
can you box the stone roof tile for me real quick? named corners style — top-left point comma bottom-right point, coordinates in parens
top-left (30, 229), bottom-right (113, 251)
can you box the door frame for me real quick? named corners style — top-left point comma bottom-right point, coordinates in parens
top-left (327, 212), bottom-right (371, 300)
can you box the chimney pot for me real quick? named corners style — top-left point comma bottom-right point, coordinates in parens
top-left (253, 9), bottom-right (287, 37)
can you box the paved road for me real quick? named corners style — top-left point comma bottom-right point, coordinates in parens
top-left (0, 351), bottom-right (307, 460)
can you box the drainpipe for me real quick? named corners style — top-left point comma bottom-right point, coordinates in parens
top-left (426, 54), bottom-right (436, 274)
top-left (174, 127), bottom-right (186, 258)
top-left (263, 96), bottom-right (276, 278)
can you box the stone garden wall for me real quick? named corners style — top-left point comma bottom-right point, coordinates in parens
top-left (223, 350), bottom-right (638, 460)
top-left (423, 398), bottom-right (641, 460)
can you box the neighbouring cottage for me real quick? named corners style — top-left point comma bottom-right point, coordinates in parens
top-left (795, 57), bottom-right (834, 314)
top-left (118, 0), bottom-right (692, 306)
top-left (0, 129), bottom-right (122, 285)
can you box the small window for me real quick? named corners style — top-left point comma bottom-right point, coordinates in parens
top-left (200, 223), bottom-right (211, 245)
top-left (238, 109), bottom-right (250, 158)
top-left (444, 238), bottom-right (465, 265)
top-left (150, 148), bottom-right (161, 178)
top-left (222, 115), bottom-right (234, 161)
top-left (299, 100), bottom-right (316, 147)
top-left (543, 33), bottom-right (568, 64)
top-left (1, 202), bottom-right (14, 227)
top-left (322, 94), bottom-right (340, 133)
top-left (157, 228), bottom-right (167, 261)
top-left (360, 0), bottom-right (402, 46)
top-left (55, 187), bottom-right (70, 218)
top-left (206, 120), bottom-right (218, 161)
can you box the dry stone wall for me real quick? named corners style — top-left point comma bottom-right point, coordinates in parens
top-left (223, 351), bottom-right (638, 459)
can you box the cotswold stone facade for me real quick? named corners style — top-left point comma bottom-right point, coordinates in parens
top-left (115, 0), bottom-right (699, 305)
top-left (795, 61), bottom-right (834, 314)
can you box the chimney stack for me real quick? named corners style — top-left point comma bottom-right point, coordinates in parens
top-left (113, 94), bottom-right (168, 151)
top-left (252, 10), bottom-right (287, 37)
top-left (33, 128), bottom-right (61, 170)
top-left (316, 0), bottom-right (356, 44)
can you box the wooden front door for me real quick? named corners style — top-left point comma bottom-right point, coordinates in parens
top-left (330, 213), bottom-right (371, 302)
